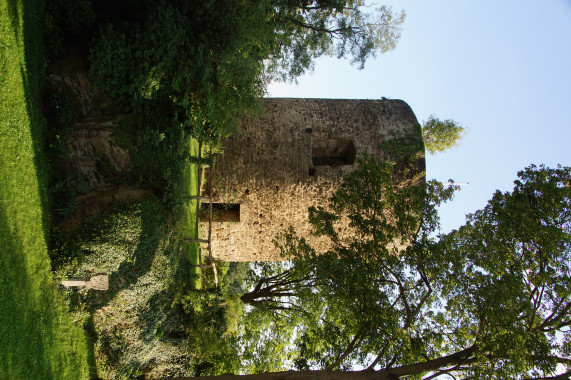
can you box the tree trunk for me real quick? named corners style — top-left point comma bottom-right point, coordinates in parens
top-left (240, 289), bottom-right (294, 305)
top-left (166, 370), bottom-right (386, 380)
top-left (165, 347), bottom-right (477, 380)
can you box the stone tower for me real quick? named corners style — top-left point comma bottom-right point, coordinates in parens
top-left (202, 98), bottom-right (424, 261)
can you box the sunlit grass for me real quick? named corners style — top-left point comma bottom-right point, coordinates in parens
top-left (182, 138), bottom-right (202, 289)
top-left (0, 0), bottom-right (90, 378)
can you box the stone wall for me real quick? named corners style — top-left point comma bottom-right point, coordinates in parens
top-left (46, 46), bottom-right (131, 191)
top-left (46, 46), bottom-right (153, 230)
top-left (202, 98), bottom-right (425, 262)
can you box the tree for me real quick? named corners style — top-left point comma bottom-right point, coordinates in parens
top-left (421, 115), bottom-right (466, 155)
top-left (240, 260), bottom-right (317, 316)
top-left (171, 161), bottom-right (571, 379)
top-left (431, 164), bottom-right (571, 378)
top-left (262, 0), bottom-right (405, 81)
top-left (88, 0), bottom-right (405, 141)
top-left (89, 0), bottom-right (269, 141)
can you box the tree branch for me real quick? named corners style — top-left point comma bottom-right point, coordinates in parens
top-left (422, 362), bottom-right (470, 380)
top-left (325, 333), bottom-right (364, 370)
top-left (377, 346), bottom-right (477, 378)
top-left (284, 16), bottom-right (364, 36)
top-left (534, 300), bottom-right (571, 332)
top-left (366, 343), bottom-right (389, 371)
top-left (525, 371), bottom-right (571, 380)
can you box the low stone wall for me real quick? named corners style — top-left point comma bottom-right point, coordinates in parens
top-left (46, 46), bottom-right (153, 230)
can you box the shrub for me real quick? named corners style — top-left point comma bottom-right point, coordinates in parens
top-left (89, 0), bottom-right (265, 143)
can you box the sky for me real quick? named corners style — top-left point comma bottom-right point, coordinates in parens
top-left (267, 0), bottom-right (571, 233)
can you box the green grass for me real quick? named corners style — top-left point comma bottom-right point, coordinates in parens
top-left (182, 139), bottom-right (203, 289)
top-left (0, 0), bottom-right (90, 378)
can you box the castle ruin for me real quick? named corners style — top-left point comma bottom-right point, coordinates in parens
top-left (201, 98), bottom-right (425, 262)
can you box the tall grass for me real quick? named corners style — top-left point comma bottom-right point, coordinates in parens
top-left (0, 0), bottom-right (90, 378)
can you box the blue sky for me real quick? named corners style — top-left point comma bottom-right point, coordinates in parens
top-left (268, 0), bottom-right (571, 233)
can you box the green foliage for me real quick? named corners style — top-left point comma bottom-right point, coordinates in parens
top-left (43, 0), bottom-right (96, 59)
top-left (88, 23), bottom-right (135, 103)
top-left (108, 111), bottom-right (191, 205)
top-left (177, 290), bottom-right (241, 376)
top-left (88, 0), bottom-right (404, 142)
top-left (433, 164), bottom-right (571, 378)
top-left (237, 303), bottom-right (301, 373)
top-left (89, 0), bottom-right (267, 142)
top-left (175, 262), bottom-right (251, 376)
top-left (133, 119), bottom-right (188, 201)
top-left (44, 0), bottom-right (95, 37)
top-left (422, 115), bottom-right (466, 154)
top-left (234, 136), bottom-right (571, 377)
top-left (282, 148), bottom-right (456, 371)
top-left (263, 0), bottom-right (405, 81)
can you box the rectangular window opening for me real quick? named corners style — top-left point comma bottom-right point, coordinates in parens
top-left (312, 138), bottom-right (356, 167)
top-left (200, 203), bottom-right (240, 222)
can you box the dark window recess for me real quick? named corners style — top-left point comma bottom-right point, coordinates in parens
top-left (200, 203), bottom-right (240, 222)
top-left (312, 138), bottom-right (356, 167)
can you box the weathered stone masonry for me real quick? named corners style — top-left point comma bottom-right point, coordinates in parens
top-left (203, 98), bottom-right (425, 262)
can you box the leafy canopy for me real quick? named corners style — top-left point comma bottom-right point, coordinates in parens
top-left (264, 0), bottom-right (405, 81)
top-left (88, 0), bottom-right (405, 141)
top-left (235, 158), bottom-right (571, 379)
top-left (236, 134), bottom-right (454, 373)
top-left (422, 115), bottom-right (466, 155)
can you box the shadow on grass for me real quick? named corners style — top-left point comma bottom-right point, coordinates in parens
top-left (0, 206), bottom-right (37, 378)
top-left (17, 0), bottom-right (52, 245)
top-left (76, 200), bottom-right (170, 309)
top-left (83, 313), bottom-right (103, 380)
top-left (5, 0), bottom-right (20, 42)
top-left (0, 204), bottom-right (89, 378)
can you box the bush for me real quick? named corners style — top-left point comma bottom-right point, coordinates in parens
top-left (43, 0), bottom-right (96, 59)
top-left (88, 0), bottom-right (265, 143)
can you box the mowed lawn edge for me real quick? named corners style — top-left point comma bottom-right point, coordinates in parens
top-left (182, 139), bottom-right (202, 289)
top-left (0, 1), bottom-right (90, 379)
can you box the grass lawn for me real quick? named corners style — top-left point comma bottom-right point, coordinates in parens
top-left (182, 139), bottom-right (203, 289)
top-left (0, 0), bottom-right (90, 378)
